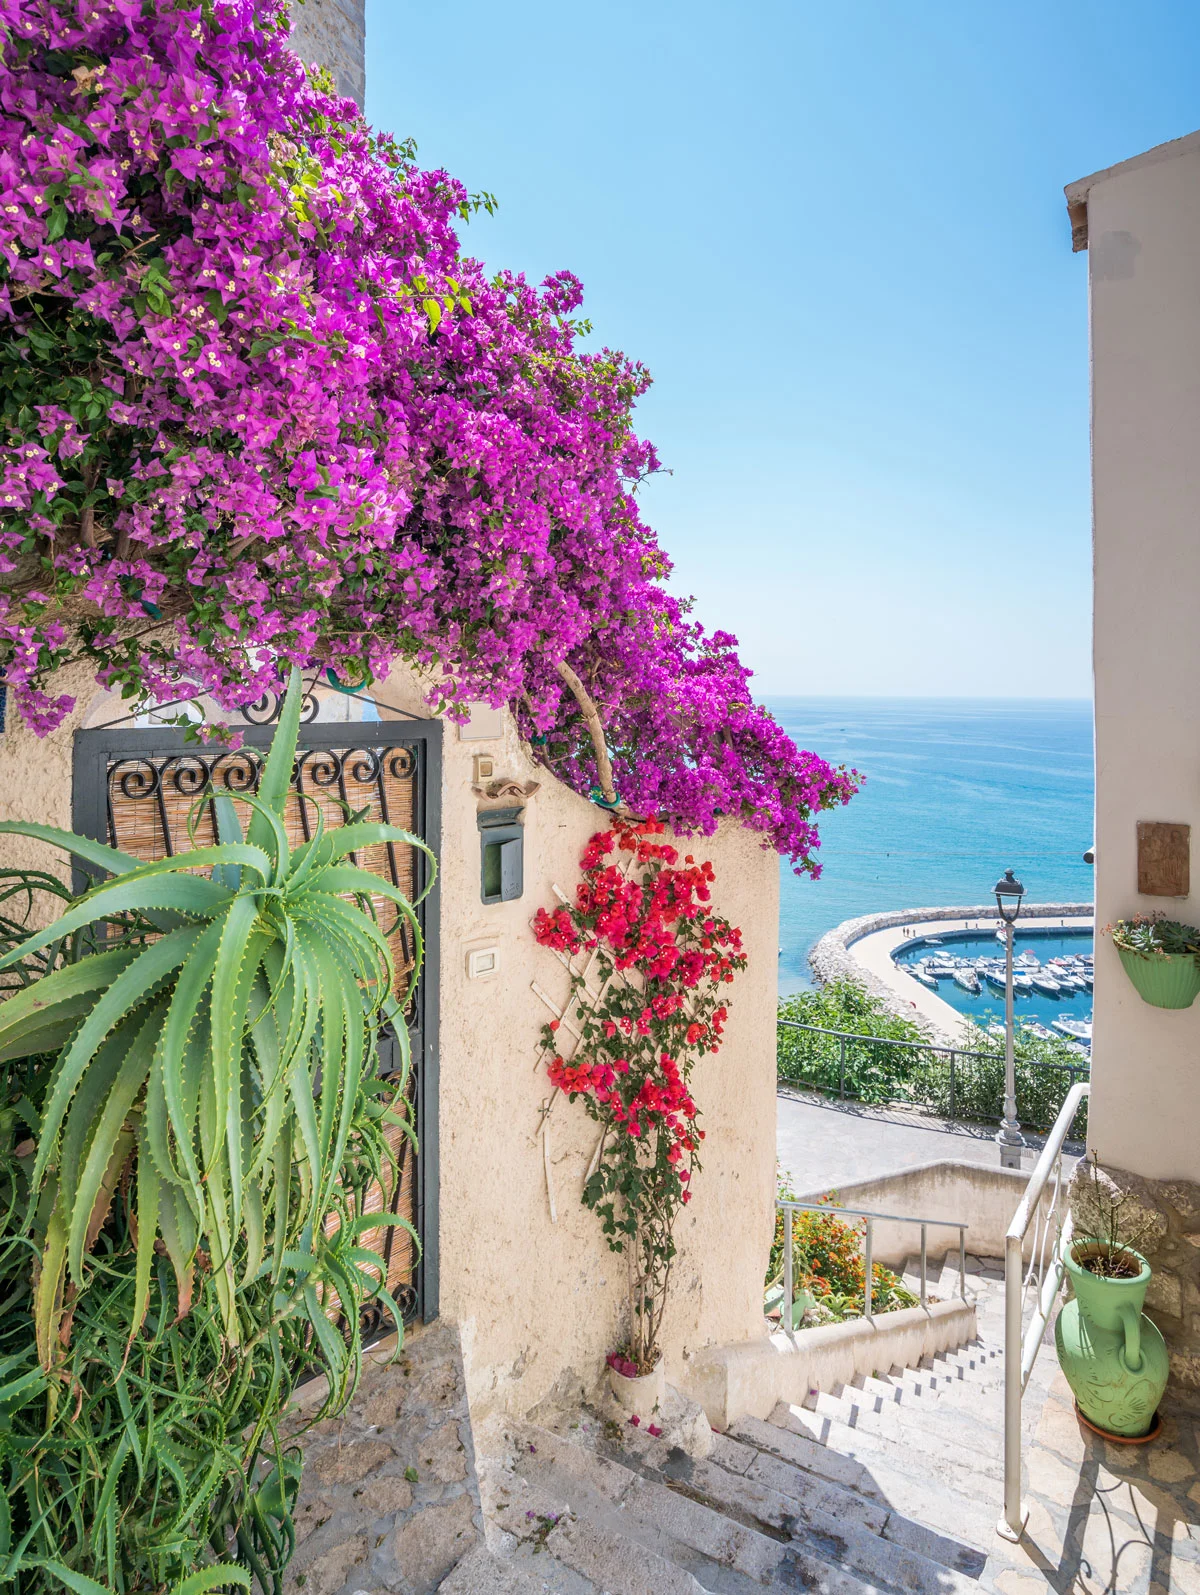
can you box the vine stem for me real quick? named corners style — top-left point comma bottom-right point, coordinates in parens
top-left (555, 658), bottom-right (620, 807)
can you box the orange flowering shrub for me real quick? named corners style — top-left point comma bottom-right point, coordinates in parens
top-left (768, 1177), bottom-right (916, 1322)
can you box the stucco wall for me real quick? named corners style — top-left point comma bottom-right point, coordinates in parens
top-left (0, 659), bottom-right (104, 903)
top-left (374, 669), bottom-right (780, 1422)
top-left (287, 0), bottom-right (366, 106)
top-left (1077, 135), bottom-right (1200, 1184)
top-left (0, 663), bottom-right (780, 1425)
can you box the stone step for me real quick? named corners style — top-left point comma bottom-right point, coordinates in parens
top-left (489, 1462), bottom-right (709, 1595)
top-left (772, 1401), bottom-right (1005, 1491)
top-left (732, 1413), bottom-right (1000, 1553)
top-left (846, 1369), bottom-right (1009, 1429)
top-left (511, 1421), bottom-right (887, 1594)
top-left (803, 1382), bottom-right (1036, 1461)
top-left (703, 1427), bottom-right (989, 1576)
top-left (545, 1420), bottom-right (986, 1595)
top-left (438, 1544), bottom-right (584, 1594)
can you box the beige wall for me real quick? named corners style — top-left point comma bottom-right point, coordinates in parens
top-left (1075, 134), bottom-right (1200, 1182)
top-left (374, 671), bottom-right (780, 1420)
top-left (0, 663), bottom-right (781, 1420)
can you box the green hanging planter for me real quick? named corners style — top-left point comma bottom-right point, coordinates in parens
top-left (1055, 1241), bottom-right (1169, 1439)
top-left (1115, 945), bottom-right (1200, 1009)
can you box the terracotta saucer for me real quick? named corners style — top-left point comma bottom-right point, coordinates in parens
top-left (1074, 1403), bottom-right (1162, 1444)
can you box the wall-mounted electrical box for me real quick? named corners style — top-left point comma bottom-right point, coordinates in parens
top-left (478, 806), bottom-right (524, 904)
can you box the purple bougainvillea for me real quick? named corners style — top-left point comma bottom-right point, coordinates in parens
top-left (0, 0), bottom-right (856, 868)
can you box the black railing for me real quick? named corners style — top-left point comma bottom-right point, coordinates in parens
top-left (776, 1019), bottom-right (1089, 1136)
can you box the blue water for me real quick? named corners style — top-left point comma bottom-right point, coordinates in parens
top-left (892, 928), bottom-right (1094, 1029)
top-left (768, 698), bottom-right (1095, 996)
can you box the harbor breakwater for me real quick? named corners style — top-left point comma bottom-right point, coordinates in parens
top-left (809, 902), bottom-right (1096, 1044)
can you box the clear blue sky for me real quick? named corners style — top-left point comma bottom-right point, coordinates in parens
top-left (365, 1), bottom-right (1200, 699)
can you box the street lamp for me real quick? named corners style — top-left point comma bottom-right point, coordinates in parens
top-left (994, 869), bottom-right (1026, 1169)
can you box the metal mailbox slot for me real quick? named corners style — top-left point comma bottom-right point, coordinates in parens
top-left (478, 805), bottom-right (523, 904)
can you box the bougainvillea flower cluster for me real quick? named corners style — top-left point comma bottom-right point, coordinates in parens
top-left (535, 821), bottom-right (746, 1372)
top-left (0, 0), bottom-right (856, 869)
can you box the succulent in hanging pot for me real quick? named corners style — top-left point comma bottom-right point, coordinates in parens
top-left (1106, 914), bottom-right (1200, 1009)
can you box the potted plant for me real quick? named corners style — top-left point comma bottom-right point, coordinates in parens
top-left (606, 1349), bottom-right (666, 1418)
top-left (1107, 914), bottom-right (1200, 1009)
top-left (1056, 1155), bottom-right (1170, 1440)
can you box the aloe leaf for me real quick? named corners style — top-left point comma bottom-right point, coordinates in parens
top-left (208, 897), bottom-right (263, 1235)
top-left (60, 1023), bottom-right (131, 1193)
top-left (0, 947), bottom-right (137, 1057)
top-left (234, 792), bottom-right (291, 887)
top-left (71, 1040), bottom-right (147, 1278)
top-left (241, 1178), bottom-right (265, 1290)
top-left (159, 919), bottom-right (223, 1187)
top-left (211, 792), bottom-right (245, 890)
top-left (247, 669), bottom-right (303, 853)
top-left (32, 1185), bottom-right (68, 1369)
top-left (96, 842), bottom-right (270, 888)
top-left (0, 822), bottom-right (139, 881)
top-left (157, 1181), bottom-right (198, 1322)
top-left (174, 1568), bottom-right (251, 1595)
top-left (131, 1116), bottom-right (162, 1340)
top-left (317, 825), bottom-right (437, 899)
top-left (33, 925), bottom-right (205, 1192)
top-left (0, 876), bottom-right (229, 971)
top-left (19, 1564), bottom-right (115, 1595)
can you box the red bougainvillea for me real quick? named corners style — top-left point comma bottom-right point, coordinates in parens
top-left (534, 819), bottom-right (746, 1373)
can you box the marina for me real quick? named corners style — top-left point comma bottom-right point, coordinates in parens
top-left (891, 926), bottom-right (1094, 1042)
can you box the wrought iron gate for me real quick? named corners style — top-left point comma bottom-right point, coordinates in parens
top-left (71, 718), bottom-right (442, 1326)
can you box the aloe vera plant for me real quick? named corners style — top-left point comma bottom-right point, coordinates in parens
top-left (0, 671), bottom-right (435, 1589)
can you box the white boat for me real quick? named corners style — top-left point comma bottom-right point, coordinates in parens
top-left (1052, 1016), bottom-right (1092, 1043)
top-left (1032, 974), bottom-right (1062, 996)
top-left (953, 968), bottom-right (981, 994)
top-left (985, 970), bottom-right (1007, 991)
top-left (1012, 973), bottom-right (1034, 994)
top-left (1023, 1021), bottom-right (1055, 1041)
top-left (911, 968), bottom-right (938, 990)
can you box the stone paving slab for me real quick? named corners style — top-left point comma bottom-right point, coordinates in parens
top-left (983, 1370), bottom-right (1200, 1593)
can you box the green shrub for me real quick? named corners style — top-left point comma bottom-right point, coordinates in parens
top-left (777, 980), bottom-right (1089, 1135)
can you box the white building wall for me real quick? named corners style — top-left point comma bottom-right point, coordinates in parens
top-left (1075, 134), bottom-right (1200, 1182)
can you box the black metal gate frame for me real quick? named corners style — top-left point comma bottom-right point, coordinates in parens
top-left (71, 721), bottom-right (442, 1324)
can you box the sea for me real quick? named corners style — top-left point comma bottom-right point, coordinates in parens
top-left (769, 698), bottom-right (1096, 1023)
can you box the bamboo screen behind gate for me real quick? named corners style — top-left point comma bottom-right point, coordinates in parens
top-left (103, 741), bottom-right (422, 1323)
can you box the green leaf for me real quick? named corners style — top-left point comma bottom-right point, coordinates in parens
top-left (0, 874), bottom-right (232, 968)
top-left (0, 820), bottom-right (139, 881)
top-left (247, 669), bottom-right (303, 853)
top-left (32, 924), bottom-right (206, 1192)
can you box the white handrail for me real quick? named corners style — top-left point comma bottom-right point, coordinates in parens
top-left (998, 1079), bottom-right (1089, 1540)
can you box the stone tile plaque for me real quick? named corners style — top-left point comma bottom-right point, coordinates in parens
top-left (1136, 821), bottom-right (1190, 898)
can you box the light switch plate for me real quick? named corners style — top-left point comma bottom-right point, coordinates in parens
top-left (467, 946), bottom-right (500, 979)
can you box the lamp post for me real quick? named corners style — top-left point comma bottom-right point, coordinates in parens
top-left (994, 869), bottom-right (1026, 1170)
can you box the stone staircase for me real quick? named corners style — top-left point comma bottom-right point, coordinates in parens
top-left (441, 1254), bottom-right (1064, 1595)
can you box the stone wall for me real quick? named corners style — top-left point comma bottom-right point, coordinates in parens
top-left (1069, 1159), bottom-right (1200, 1412)
top-left (288, 0), bottom-right (366, 106)
top-left (808, 902), bottom-right (1095, 1044)
top-left (283, 1320), bottom-right (484, 1595)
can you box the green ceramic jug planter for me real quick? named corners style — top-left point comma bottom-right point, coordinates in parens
top-left (1115, 945), bottom-right (1200, 1009)
top-left (1054, 1241), bottom-right (1169, 1439)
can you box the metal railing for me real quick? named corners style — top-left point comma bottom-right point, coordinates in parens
top-left (998, 1079), bottom-right (1090, 1541)
top-left (776, 1199), bottom-right (969, 1337)
top-left (776, 1019), bottom-right (1089, 1134)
